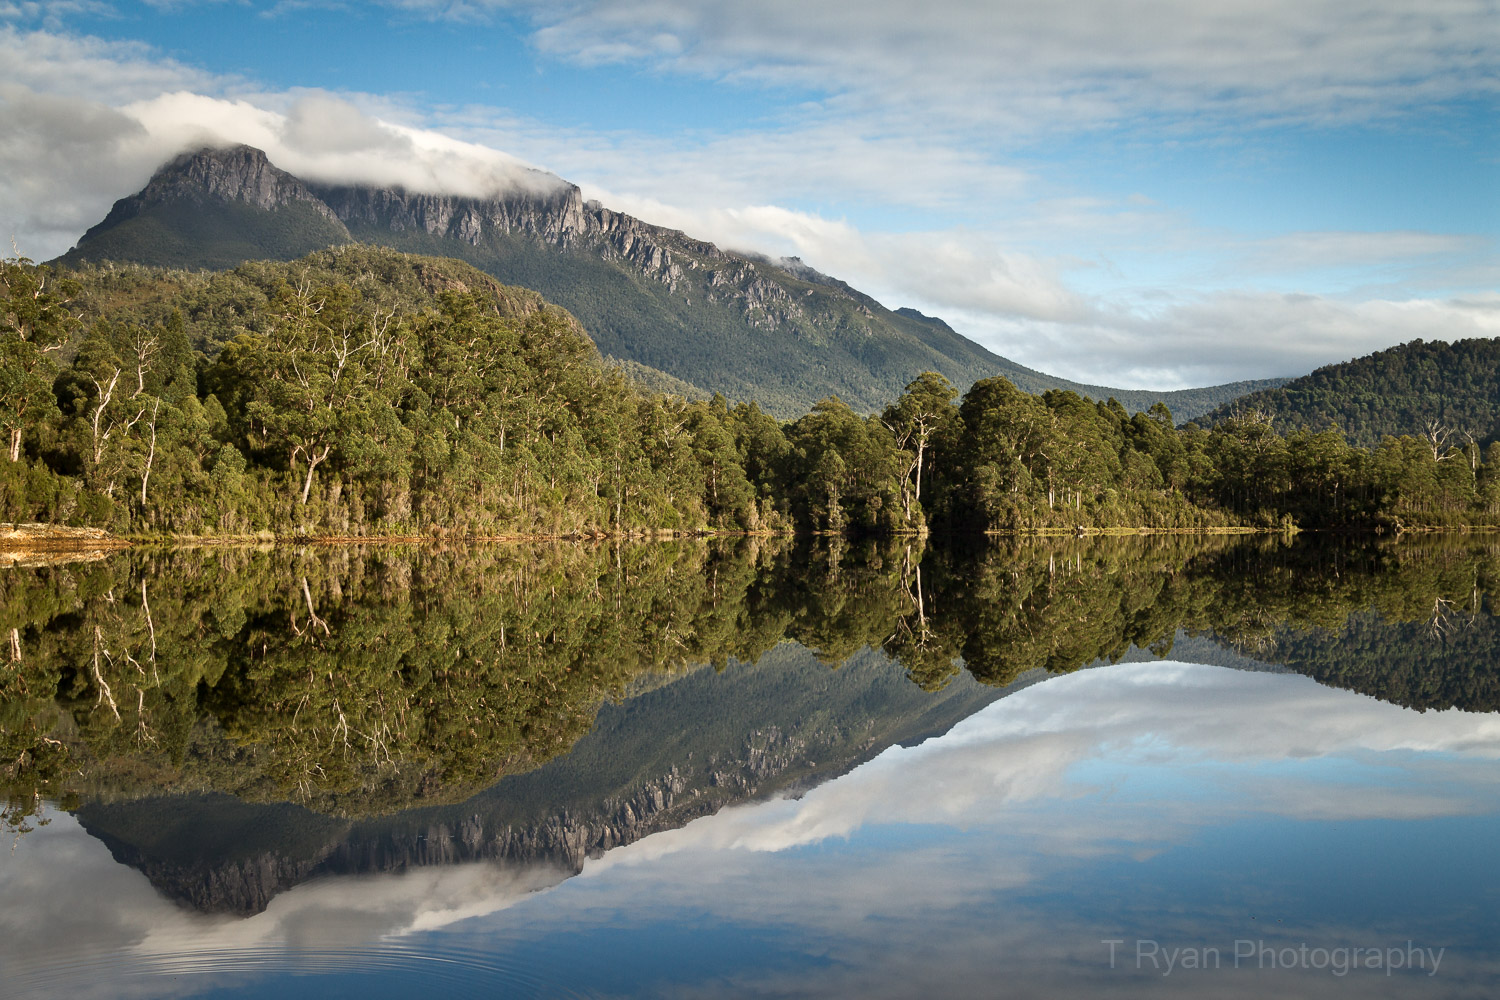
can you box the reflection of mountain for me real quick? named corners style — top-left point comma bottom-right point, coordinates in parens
top-left (76, 644), bottom-right (1011, 915)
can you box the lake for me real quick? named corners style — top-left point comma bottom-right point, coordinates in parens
top-left (3, 535), bottom-right (1499, 998)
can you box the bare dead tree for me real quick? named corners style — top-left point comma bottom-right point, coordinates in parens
top-left (140, 397), bottom-right (160, 509)
top-left (302, 577), bottom-right (329, 636)
top-left (90, 626), bottom-right (120, 720)
top-left (128, 325), bottom-right (160, 398)
top-left (1424, 420), bottom-right (1455, 461)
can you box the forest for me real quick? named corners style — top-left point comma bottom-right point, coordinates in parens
top-left (1199, 337), bottom-right (1500, 449)
top-left (4, 246), bottom-right (1500, 539)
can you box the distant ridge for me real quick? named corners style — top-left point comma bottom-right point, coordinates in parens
top-left (890, 307), bottom-right (1290, 419)
top-left (59, 144), bottom-right (1291, 418)
top-left (1198, 337), bottom-right (1500, 446)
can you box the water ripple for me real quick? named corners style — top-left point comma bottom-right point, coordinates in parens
top-left (4, 939), bottom-right (596, 999)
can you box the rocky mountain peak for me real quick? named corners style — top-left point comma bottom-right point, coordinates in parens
top-left (156, 145), bottom-right (335, 214)
top-left (84, 144), bottom-right (341, 240)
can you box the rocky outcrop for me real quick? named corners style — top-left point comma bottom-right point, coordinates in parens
top-left (314, 177), bottom-right (722, 296)
top-left (312, 182), bottom-right (586, 246)
top-left (90, 145), bottom-right (343, 230)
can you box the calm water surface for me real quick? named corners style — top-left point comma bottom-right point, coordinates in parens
top-left (3, 536), bottom-right (1499, 998)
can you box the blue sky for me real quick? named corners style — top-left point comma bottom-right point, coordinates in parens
top-left (0, 0), bottom-right (1495, 387)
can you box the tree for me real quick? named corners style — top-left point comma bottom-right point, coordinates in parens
top-left (882, 372), bottom-right (958, 526)
top-left (0, 257), bottom-right (80, 462)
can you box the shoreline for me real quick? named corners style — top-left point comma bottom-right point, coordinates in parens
top-left (4, 521), bottom-right (1496, 553)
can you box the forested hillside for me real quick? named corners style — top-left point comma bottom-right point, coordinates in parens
top-left (4, 248), bottom-right (1500, 539)
top-left (1199, 338), bottom-right (1500, 448)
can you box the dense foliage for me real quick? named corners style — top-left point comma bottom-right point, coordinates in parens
top-left (1200, 337), bottom-right (1500, 449)
top-left (5, 249), bottom-right (1500, 538)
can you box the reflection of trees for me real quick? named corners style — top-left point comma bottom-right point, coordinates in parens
top-left (1, 540), bottom-right (788, 820)
top-left (5, 534), bottom-right (1500, 831)
top-left (896, 535), bottom-right (1500, 703)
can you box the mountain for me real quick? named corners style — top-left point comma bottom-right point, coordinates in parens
top-left (1197, 337), bottom-right (1500, 447)
top-left (65, 145), bottom-right (354, 270)
top-left (59, 144), bottom-right (1289, 419)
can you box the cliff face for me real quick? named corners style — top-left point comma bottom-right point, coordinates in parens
top-left (87, 146), bottom-right (344, 234)
top-left (311, 179), bottom-right (793, 308)
top-left (312, 182), bottom-right (586, 246)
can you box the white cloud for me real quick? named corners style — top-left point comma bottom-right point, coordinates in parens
top-left (1239, 231), bottom-right (1489, 274)
top-left (0, 55), bottom-right (562, 259)
top-left (0, 24), bottom-right (221, 102)
top-left (988, 290), bottom-right (1500, 387)
top-left (0, 1), bottom-right (116, 31)
top-left (0, 84), bottom-right (159, 253)
top-left (503, 0), bottom-right (1500, 131)
top-left (437, 107), bottom-right (1032, 219)
top-left (123, 91), bottom-right (561, 196)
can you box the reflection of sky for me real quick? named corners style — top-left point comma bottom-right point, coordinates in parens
top-left (6, 662), bottom-right (1500, 998)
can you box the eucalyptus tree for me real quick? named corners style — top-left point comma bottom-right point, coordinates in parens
top-left (0, 257), bottom-right (80, 464)
top-left (882, 372), bottom-right (958, 526)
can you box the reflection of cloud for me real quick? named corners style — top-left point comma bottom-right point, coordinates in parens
top-left (558, 662), bottom-right (1500, 998)
top-left (594, 662), bottom-right (1500, 869)
top-left (5, 662), bottom-right (1500, 998)
top-left (0, 815), bottom-right (572, 1000)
